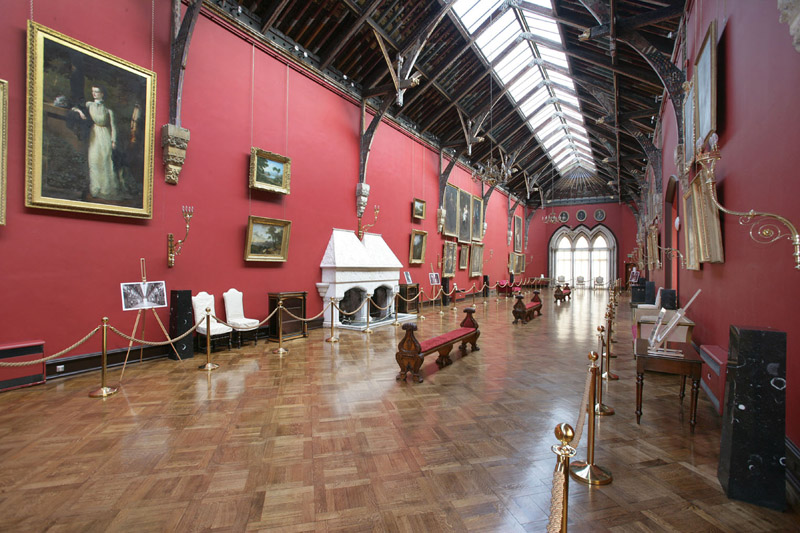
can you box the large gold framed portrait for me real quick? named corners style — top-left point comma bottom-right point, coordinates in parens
top-left (26, 22), bottom-right (156, 218)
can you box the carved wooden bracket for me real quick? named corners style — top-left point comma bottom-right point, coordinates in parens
top-left (162, 0), bottom-right (201, 185)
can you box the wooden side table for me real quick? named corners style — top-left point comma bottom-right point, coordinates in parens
top-left (398, 284), bottom-right (419, 313)
top-left (634, 339), bottom-right (703, 432)
top-left (268, 292), bottom-right (308, 341)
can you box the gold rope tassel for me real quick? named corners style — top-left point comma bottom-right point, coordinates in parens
top-left (547, 423), bottom-right (576, 532)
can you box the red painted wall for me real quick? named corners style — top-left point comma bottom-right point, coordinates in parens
top-left (655, 1), bottom-right (800, 443)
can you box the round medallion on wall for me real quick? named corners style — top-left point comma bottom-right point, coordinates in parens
top-left (558, 211), bottom-right (569, 223)
top-left (576, 209), bottom-right (587, 222)
top-left (594, 209), bottom-right (606, 222)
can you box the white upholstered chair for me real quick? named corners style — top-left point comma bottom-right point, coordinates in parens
top-left (556, 275), bottom-right (566, 287)
top-left (223, 288), bottom-right (259, 347)
top-left (192, 291), bottom-right (232, 351)
top-left (576, 276), bottom-right (586, 289)
top-left (594, 276), bottom-right (606, 290)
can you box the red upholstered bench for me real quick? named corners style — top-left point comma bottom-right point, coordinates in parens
top-left (554, 283), bottom-right (571, 302)
top-left (395, 307), bottom-right (480, 383)
top-left (512, 292), bottom-right (542, 324)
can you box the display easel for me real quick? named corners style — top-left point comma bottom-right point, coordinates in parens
top-left (120, 259), bottom-right (181, 381)
top-left (647, 289), bottom-right (702, 358)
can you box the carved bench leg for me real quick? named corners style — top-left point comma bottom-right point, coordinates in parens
top-left (396, 352), bottom-right (424, 382)
top-left (466, 331), bottom-right (480, 352)
top-left (435, 345), bottom-right (454, 367)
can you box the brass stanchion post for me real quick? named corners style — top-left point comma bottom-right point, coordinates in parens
top-left (417, 291), bottom-right (425, 321)
top-left (272, 299), bottom-right (288, 354)
top-left (89, 318), bottom-right (118, 398)
top-left (392, 293), bottom-right (400, 326)
top-left (595, 326), bottom-right (614, 415)
top-left (364, 297), bottom-right (373, 334)
top-left (604, 311), bottom-right (618, 380)
top-left (326, 297), bottom-right (339, 343)
top-left (551, 423), bottom-right (576, 532)
top-left (199, 307), bottom-right (220, 370)
top-left (451, 283), bottom-right (458, 311)
top-left (438, 288), bottom-right (444, 315)
top-left (570, 352), bottom-right (613, 485)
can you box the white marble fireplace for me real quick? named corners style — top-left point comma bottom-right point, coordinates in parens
top-left (316, 229), bottom-right (414, 330)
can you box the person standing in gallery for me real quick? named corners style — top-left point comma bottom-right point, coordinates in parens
top-left (73, 85), bottom-right (117, 200)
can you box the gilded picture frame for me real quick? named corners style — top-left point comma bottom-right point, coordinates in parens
top-left (458, 188), bottom-right (472, 244)
top-left (682, 187), bottom-right (700, 270)
top-left (459, 244), bottom-right (469, 270)
top-left (249, 147), bottom-right (291, 194)
top-left (0, 79), bottom-right (7, 225)
top-left (514, 215), bottom-right (523, 253)
top-left (412, 198), bottom-right (426, 220)
top-left (517, 253), bottom-right (526, 275)
top-left (245, 215), bottom-right (291, 262)
top-left (683, 78), bottom-right (695, 170)
top-left (695, 20), bottom-right (717, 147)
top-left (25, 21), bottom-right (155, 218)
top-left (442, 241), bottom-right (457, 278)
top-left (409, 229), bottom-right (427, 264)
top-left (692, 174), bottom-right (724, 263)
top-left (443, 183), bottom-right (458, 237)
top-left (471, 194), bottom-right (483, 242)
top-left (509, 252), bottom-right (516, 274)
top-left (469, 243), bottom-right (483, 278)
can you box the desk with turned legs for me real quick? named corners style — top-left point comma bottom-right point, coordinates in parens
top-left (634, 339), bottom-right (703, 432)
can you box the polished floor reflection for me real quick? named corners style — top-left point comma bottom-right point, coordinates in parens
top-left (0, 289), bottom-right (796, 531)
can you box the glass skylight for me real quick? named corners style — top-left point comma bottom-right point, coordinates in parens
top-left (453, 0), bottom-right (596, 178)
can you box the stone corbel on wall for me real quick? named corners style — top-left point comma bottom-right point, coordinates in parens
top-left (779, 0), bottom-right (800, 52)
top-left (162, 124), bottom-right (190, 184)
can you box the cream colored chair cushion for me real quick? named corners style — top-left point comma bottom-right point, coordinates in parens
top-left (192, 292), bottom-right (233, 336)
top-left (223, 288), bottom-right (259, 331)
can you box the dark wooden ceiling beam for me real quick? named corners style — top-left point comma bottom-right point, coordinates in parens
top-left (260, 0), bottom-right (291, 33)
top-left (319, 0), bottom-right (383, 71)
top-left (579, 3), bottom-right (683, 41)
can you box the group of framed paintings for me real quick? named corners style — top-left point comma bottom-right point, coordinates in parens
top-left (680, 20), bottom-right (723, 270)
top-left (443, 183), bottom-right (483, 243)
top-left (683, 20), bottom-right (717, 171)
top-left (247, 147), bottom-right (292, 262)
top-left (508, 252), bottom-right (525, 275)
top-left (441, 241), bottom-right (485, 279)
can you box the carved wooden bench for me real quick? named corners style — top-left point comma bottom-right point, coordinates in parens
top-left (395, 307), bottom-right (480, 383)
top-left (554, 283), bottom-right (571, 302)
top-left (512, 292), bottom-right (542, 324)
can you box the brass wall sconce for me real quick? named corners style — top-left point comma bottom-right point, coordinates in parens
top-left (697, 133), bottom-right (800, 270)
top-left (657, 244), bottom-right (685, 269)
top-left (357, 204), bottom-right (380, 239)
top-left (167, 206), bottom-right (194, 268)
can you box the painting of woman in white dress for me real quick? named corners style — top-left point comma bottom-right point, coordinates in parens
top-left (26, 22), bottom-right (155, 218)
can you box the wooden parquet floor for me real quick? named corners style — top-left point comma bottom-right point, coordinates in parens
top-left (0, 290), bottom-right (797, 532)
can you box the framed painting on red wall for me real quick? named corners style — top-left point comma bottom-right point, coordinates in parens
top-left (250, 147), bottom-right (291, 195)
top-left (25, 22), bottom-right (156, 219)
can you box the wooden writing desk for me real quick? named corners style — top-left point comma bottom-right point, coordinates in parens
top-left (634, 338), bottom-right (703, 432)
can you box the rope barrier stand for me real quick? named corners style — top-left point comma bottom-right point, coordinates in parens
top-left (570, 351), bottom-right (613, 486)
top-left (199, 308), bottom-right (220, 371)
top-left (272, 299), bottom-right (288, 354)
top-left (89, 318), bottom-right (118, 398)
top-left (604, 309), bottom-right (619, 380)
top-left (326, 297), bottom-right (339, 343)
top-left (547, 423), bottom-right (576, 533)
top-left (416, 290), bottom-right (426, 321)
top-left (595, 326), bottom-right (614, 416)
